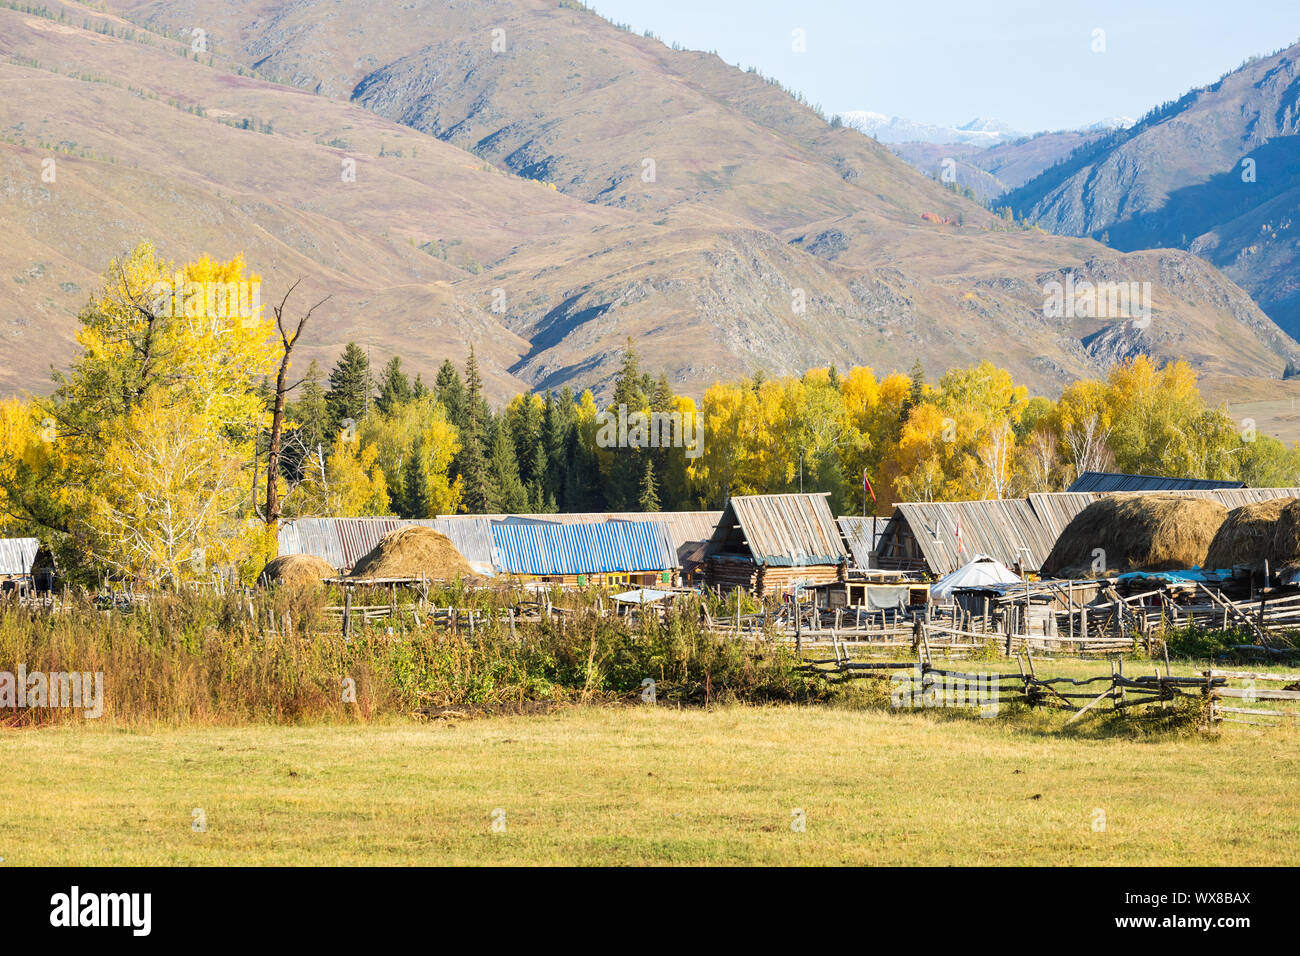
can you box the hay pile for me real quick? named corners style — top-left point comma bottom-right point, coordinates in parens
top-left (1268, 499), bottom-right (1300, 571)
top-left (259, 554), bottom-right (336, 590)
top-left (349, 526), bottom-right (476, 581)
top-left (1041, 494), bottom-right (1227, 578)
top-left (1203, 497), bottom-right (1300, 570)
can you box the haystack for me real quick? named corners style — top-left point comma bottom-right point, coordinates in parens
top-left (259, 554), bottom-right (336, 590)
top-left (1041, 494), bottom-right (1227, 578)
top-left (1204, 497), bottom-right (1299, 570)
top-left (349, 526), bottom-right (475, 581)
top-left (1269, 499), bottom-right (1300, 572)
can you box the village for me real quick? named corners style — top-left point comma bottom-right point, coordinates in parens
top-left (9, 468), bottom-right (1297, 728)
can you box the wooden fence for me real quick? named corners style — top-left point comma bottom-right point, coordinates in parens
top-left (798, 641), bottom-right (1300, 727)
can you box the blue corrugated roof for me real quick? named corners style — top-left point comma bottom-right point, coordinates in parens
top-left (1067, 472), bottom-right (1244, 493)
top-left (490, 520), bottom-right (677, 576)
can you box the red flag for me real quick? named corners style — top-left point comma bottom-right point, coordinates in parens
top-left (862, 469), bottom-right (876, 504)
top-left (955, 517), bottom-right (965, 555)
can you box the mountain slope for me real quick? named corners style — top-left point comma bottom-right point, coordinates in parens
top-left (1004, 42), bottom-right (1300, 338)
top-left (1, 0), bottom-right (1296, 403)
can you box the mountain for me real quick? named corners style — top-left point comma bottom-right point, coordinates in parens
top-left (1, 0), bottom-right (1296, 404)
top-left (840, 111), bottom-right (1021, 147)
top-left (889, 130), bottom-right (1110, 203)
top-left (1004, 43), bottom-right (1300, 339)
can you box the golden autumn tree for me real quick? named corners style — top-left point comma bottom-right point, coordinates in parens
top-left (292, 434), bottom-right (391, 518)
top-left (359, 395), bottom-right (462, 517)
top-left (18, 242), bottom-right (278, 585)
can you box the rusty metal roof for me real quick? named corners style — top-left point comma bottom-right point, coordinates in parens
top-left (706, 494), bottom-right (847, 567)
top-left (278, 518), bottom-right (495, 575)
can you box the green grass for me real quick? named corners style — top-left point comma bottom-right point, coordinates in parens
top-left (2, 704), bottom-right (1297, 865)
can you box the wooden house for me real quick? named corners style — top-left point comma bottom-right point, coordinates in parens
top-left (702, 493), bottom-right (848, 596)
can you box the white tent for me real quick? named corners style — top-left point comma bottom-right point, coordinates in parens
top-left (929, 553), bottom-right (1021, 601)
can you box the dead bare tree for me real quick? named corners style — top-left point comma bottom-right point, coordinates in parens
top-left (260, 280), bottom-right (330, 530)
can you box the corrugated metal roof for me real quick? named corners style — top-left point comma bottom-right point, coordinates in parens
top-left (490, 520), bottom-right (677, 575)
top-left (278, 518), bottom-right (495, 575)
top-left (443, 511), bottom-right (722, 565)
top-left (837, 516), bottom-right (887, 569)
top-left (0, 538), bottom-right (39, 576)
top-left (1067, 471), bottom-right (1244, 492)
top-left (707, 494), bottom-right (848, 567)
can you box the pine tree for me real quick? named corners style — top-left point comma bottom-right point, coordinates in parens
top-left (486, 417), bottom-right (528, 513)
top-left (435, 359), bottom-right (467, 431)
top-left (543, 388), bottom-right (572, 505)
top-left (412, 373), bottom-right (429, 399)
top-left (403, 437), bottom-right (430, 518)
top-left (458, 430), bottom-right (489, 513)
top-left (609, 340), bottom-right (648, 510)
top-left (463, 346), bottom-right (491, 435)
top-left (528, 440), bottom-right (550, 512)
top-left (326, 343), bottom-right (372, 435)
top-left (902, 359), bottom-right (925, 418)
top-left (638, 458), bottom-right (660, 512)
top-left (375, 356), bottom-right (413, 416)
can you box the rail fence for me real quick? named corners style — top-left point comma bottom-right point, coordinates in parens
top-left (798, 636), bottom-right (1300, 727)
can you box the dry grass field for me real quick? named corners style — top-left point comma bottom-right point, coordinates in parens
top-left (2, 703), bottom-right (1296, 866)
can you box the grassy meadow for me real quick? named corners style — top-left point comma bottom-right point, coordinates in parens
top-left (2, 590), bottom-right (1298, 865)
top-left (2, 703), bottom-right (1298, 866)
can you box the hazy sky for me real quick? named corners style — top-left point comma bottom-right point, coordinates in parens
top-left (589, 0), bottom-right (1300, 132)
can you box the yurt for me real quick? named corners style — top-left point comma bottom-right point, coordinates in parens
top-left (930, 553), bottom-right (1021, 601)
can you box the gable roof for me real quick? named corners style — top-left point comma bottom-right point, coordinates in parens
top-left (706, 493), bottom-right (848, 567)
top-left (837, 516), bottom-right (886, 569)
top-left (879, 487), bottom-right (1300, 576)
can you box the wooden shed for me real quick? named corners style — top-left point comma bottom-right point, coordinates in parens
top-left (702, 493), bottom-right (848, 596)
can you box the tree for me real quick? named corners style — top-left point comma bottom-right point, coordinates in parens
top-left (262, 279), bottom-right (330, 530)
top-left (607, 340), bottom-right (650, 509)
top-left (375, 356), bottom-right (413, 416)
top-left (462, 347), bottom-right (491, 436)
top-left (458, 425), bottom-right (490, 513)
top-left (638, 458), bottom-right (660, 512)
top-left (283, 360), bottom-right (328, 484)
top-left (86, 397), bottom-right (247, 587)
top-left (359, 395), bottom-right (463, 517)
top-left (403, 435), bottom-right (431, 519)
top-left (326, 343), bottom-right (372, 435)
top-left (293, 434), bottom-right (390, 517)
top-left (435, 359), bottom-right (467, 432)
top-left (21, 242), bottom-right (277, 583)
top-left (486, 417), bottom-right (528, 512)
